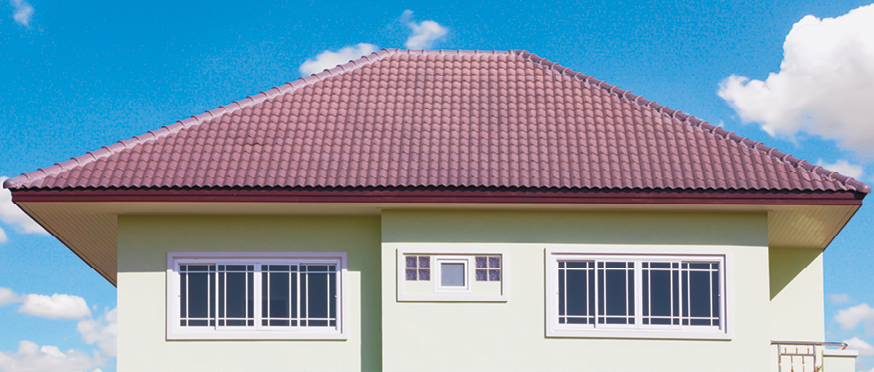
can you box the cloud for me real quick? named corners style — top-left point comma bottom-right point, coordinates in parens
top-left (835, 303), bottom-right (874, 331)
top-left (76, 308), bottom-right (117, 358)
top-left (816, 159), bottom-right (865, 180)
top-left (718, 4), bottom-right (874, 157)
top-left (9, 0), bottom-right (34, 27)
top-left (18, 294), bottom-right (91, 320)
top-left (845, 337), bottom-right (874, 356)
top-left (298, 43), bottom-right (378, 76)
top-left (0, 340), bottom-right (105, 372)
top-left (402, 11), bottom-right (448, 49)
top-left (1, 176), bottom-right (49, 239)
top-left (829, 293), bottom-right (851, 305)
top-left (0, 287), bottom-right (22, 307)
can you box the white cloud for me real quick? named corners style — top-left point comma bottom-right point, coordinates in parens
top-left (718, 4), bottom-right (874, 157)
top-left (835, 303), bottom-right (874, 330)
top-left (402, 11), bottom-right (448, 49)
top-left (0, 340), bottom-right (105, 372)
top-left (76, 308), bottom-right (117, 358)
top-left (816, 159), bottom-right (865, 179)
top-left (846, 337), bottom-right (874, 356)
top-left (9, 0), bottom-right (34, 27)
top-left (18, 294), bottom-right (91, 320)
top-left (0, 287), bottom-right (22, 307)
top-left (298, 43), bottom-right (378, 76)
top-left (0, 227), bottom-right (6, 244)
top-left (829, 293), bottom-right (852, 305)
top-left (1, 176), bottom-right (49, 239)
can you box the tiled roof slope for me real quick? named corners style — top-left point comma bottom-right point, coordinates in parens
top-left (4, 49), bottom-right (870, 193)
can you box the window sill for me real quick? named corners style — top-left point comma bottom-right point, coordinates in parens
top-left (167, 329), bottom-right (347, 341)
top-left (546, 328), bottom-right (732, 340)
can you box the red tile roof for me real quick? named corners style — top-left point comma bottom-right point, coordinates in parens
top-left (4, 49), bottom-right (870, 194)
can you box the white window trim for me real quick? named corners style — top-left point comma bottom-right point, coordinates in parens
top-left (545, 247), bottom-right (731, 340)
top-left (433, 256), bottom-right (472, 293)
top-left (397, 247), bottom-right (509, 302)
top-left (166, 251), bottom-right (348, 340)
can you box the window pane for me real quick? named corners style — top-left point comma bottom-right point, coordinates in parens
top-left (440, 263), bottom-right (465, 287)
top-left (418, 256), bottom-right (430, 268)
top-left (418, 269), bottom-right (430, 281)
top-left (406, 256), bottom-right (417, 268)
top-left (476, 256), bottom-right (487, 268)
top-left (649, 269), bottom-right (672, 316)
top-left (187, 272), bottom-right (209, 319)
top-left (598, 262), bottom-right (634, 325)
top-left (180, 273), bottom-right (187, 318)
top-left (225, 272), bottom-right (247, 319)
top-left (269, 272), bottom-right (290, 319)
top-left (689, 270), bottom-right (711, 317)
top-left (566, 268), bottom-right (593, 320)
top-left (307, 273), bottom-right (329, 319)
top-left (488, 257), bottom-right (500, 269)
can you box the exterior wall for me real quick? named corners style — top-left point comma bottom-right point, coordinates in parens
top-left (117, 215), bottom-right (382, 372)
top-left (769, 247), bottom-right (824, 341)
top-left (768, 247), bottom-right (825, 372)
top-left (381, 210), bottom-right (772, 372)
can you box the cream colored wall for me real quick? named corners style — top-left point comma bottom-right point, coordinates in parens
top-left (769, 247), bottom-right (824, 341)
top-left (381, 210), bottom-right (772, 372)
top-left (117, 215), bottom-right (382, 372)
top-left (768, 247), bottom-right (825, 372)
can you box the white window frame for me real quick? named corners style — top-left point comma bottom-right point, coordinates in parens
top-left (166, 251), bottom-right (348, 340)
top-left (396, 247), bottom-right (509, 302)
top-left (433, 256), bottom-right (472, 293)
top-left (546, 247), bottom-right (731, 340)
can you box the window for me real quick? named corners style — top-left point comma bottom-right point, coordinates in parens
top-left (435, 257), bottom-right (470, 292)
top-left (397, 247), bottom-right (508, 302)
top-left (167, 252), bottom-right (347, 340)
top-left (547, 249), bottom-right (728, 339)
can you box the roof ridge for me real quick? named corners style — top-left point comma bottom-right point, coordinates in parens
top-left (3, 49), bottom-right (401, 190)
top-left (510, 49), bottom-right (870, 194)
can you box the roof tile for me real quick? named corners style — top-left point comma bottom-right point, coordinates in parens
top-left (4, 49), bottom-right (870, 194)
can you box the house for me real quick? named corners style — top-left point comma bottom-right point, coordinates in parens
top-left (4, 49), bottom-right (868, 372)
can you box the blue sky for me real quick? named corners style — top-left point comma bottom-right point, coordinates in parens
top-left (1, 1), bottom-right (873, 371)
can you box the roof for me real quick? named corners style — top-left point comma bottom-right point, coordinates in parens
top-left (3, 49), bottom-right (870, 194)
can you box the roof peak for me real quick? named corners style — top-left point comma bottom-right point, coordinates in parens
top-left (3, 49), bottom-right (869, 194)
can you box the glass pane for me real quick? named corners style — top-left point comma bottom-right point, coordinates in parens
top-left (488, 269), bottom-right (500, 281)
top-left (604, 269), bottom-right (628, 316)
top-left (440, 263), bottom-right (465, 287)
top-left (406, 256), bottom-right (417, 268)
top-left (418, 269), bottom-right (430, 281)
top-left (226, 265), bottom-right (246, 271)
top-left (649, 269), bottom-right (672, 316)
top-left (329, 272), bottom-right (336, 321)
top-left (180, 273), bottom-right (187, 318)
top-left (712, 270), bottom-right (720, 319)
top-left (269, 272), bottom-right (290, 319)
top-left (565, 269), bottom-right (591, 317)
top-left (488, 257), bottom-right (500, 269)
top-left (261, 272), bottom-right (268, 318)
top-left (418, 256), bottom-right (430, 268)
top-left (476, 256), bottom-right (487, 268)
top-left (225, 272), bottom-right (247, 320)
top-left (187, 272), bottom-right (209, 318)
top-left (476, 269), bottom-right (488, 281)
top-left (406, 269), bottom-right (417, 281)
top-left (307, 273), bottom-right (329, 319)
top-left (689, 270), bottom-right (711, 317)
top-left (247, 272), bottom-right (254, 319)
top-left (558, 268), bottom-right (565, 316)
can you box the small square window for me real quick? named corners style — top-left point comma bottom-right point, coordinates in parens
top-left (440, 263), bottom-right (466, 287)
